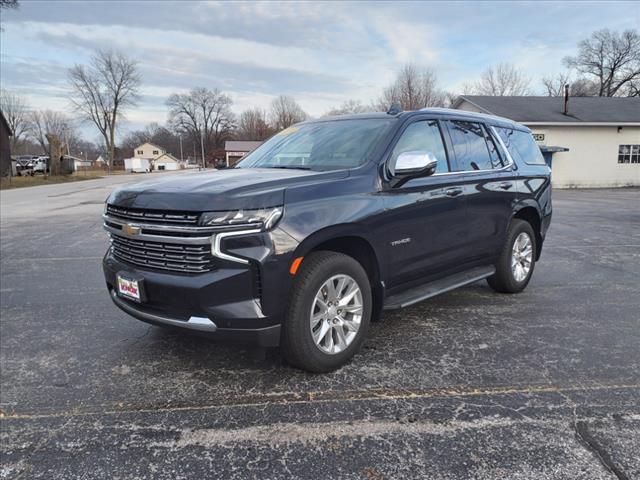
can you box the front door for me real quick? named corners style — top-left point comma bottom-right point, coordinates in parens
top-left (381, 119), bottom-right (468, 289)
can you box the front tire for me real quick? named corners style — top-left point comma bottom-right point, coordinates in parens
top-left (487, 219), bottom-right (536, 293)
top-left (281, 251), bottom-right (372, 373)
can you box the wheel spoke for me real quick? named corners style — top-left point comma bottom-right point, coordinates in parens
top-left (313, 321), bottom-right (330, 344)
top-left (315, 297), bottom-right (328, 311)
top-left (325, 279), bottom-right (338, 302)
top-left (339, 283), bottom-right (359, 306)
top-left (343, 318), bottom-right (360, 332)
top-left (324, 327), bottom-right (334, 351)
top-left (334, 326), bottom-right (347, 351)
top-left (342, 304), bottom-right (363, 315)
top-left (335, 276), bottom-right (347, 299)
top-left (311, 311), bottom-right (325, 328)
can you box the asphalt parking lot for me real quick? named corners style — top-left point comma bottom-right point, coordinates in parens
top-left (0, 174), bottom-right (638, 479)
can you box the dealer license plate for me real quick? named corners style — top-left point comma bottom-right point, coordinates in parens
top-left (117, 275), bottom-right (141, 302)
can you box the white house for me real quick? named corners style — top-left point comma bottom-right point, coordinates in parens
top-left (452, 96), bottom-right (640, 188)
top-left (131, 143), bottom-right (179, 171)
top-left (134, 142), bottom-right (165, 159)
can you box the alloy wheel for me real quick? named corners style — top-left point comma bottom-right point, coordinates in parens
top-left (310, 274), bottom-right (363, 354)
top-left (511, 232), bottom-right (533, 282)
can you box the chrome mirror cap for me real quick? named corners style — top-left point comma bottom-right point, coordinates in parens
top-left (394, 151), bottom-right (438, 176)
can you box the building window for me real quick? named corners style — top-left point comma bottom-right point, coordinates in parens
top-left (618, 145), bottom-right (640, 164)
top-left (137, 150), bottom-right (143, 155)
top-left (153, 150), bottom-right (159, 155)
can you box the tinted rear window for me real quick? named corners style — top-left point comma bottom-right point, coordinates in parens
top-left (496, 128), bottom-right (546, 165)
top-left (447, 120), bottom-right (494, 171)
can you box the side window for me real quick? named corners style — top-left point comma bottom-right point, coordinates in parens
top-left (389, 120), bottom-right (449, 174)
top-left (447, 121), bottom-right (493, 171)
top-left (484, 126), bottom-right (506, 168)
top-left (497, 128), bottom-right (546, 165)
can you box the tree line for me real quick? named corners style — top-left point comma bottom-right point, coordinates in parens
top-left (1, 27), bottom-right (638, 168)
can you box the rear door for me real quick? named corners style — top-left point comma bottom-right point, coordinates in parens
top-left (381, 118), bottom-right (469, 288)
top-left (443, 120), bottom-right (517, 262)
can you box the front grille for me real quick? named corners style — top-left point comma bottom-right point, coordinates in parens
top-left (106, 205), bottom-right (200, 226)
top-left (111, 235), bottom-right (215, 274)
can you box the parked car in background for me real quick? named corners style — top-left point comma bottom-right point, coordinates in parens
top-left (102, 107), bottom-right (552, 372)
top-left (33, 157), bottom-right (50, 175)
top-left (14, 155), bottom-right (38, 176)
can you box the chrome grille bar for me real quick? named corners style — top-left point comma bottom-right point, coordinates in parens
top-left (106, 205), bottom-right (199, 225)
top-left (110, 235), bottom-right (216, 273)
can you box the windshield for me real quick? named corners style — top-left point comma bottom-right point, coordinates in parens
top-left (236, 118), bottom-right (394, 171)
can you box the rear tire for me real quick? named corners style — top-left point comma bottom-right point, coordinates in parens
top-left (281, 251), bottom-right (372, 373)
top-left (487, 219), bottom-right (536, 293)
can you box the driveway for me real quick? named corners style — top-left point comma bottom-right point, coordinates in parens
top-left (1, 177), bottom-right (638, 479)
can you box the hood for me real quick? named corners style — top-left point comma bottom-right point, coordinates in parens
top-left (107, 168), bottom-right (348, 211)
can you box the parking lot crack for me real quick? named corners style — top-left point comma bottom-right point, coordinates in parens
top-left (574, 420), bottom-right (629, 480)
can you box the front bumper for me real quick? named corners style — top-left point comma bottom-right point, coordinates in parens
top-left (103, 252), bottom-right (283, 347)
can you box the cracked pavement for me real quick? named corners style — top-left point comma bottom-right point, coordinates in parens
top-left (1, 176), bottom-right (639, 479)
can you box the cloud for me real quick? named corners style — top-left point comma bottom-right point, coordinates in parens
top-left (1, 0), bottom-right (638, 139)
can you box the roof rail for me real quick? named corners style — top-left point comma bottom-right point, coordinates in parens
top-left (419, 107), bottom-right (517, 125)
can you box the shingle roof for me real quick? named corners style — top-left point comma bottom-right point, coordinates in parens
top-left (225, 140), bottom-right (263, 152)
top-left (154, 152), bottom-right (179, 162)
top-left (454, 96), bottom-right (640, 124)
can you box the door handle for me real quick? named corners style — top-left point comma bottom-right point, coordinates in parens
top-left (498, 182), bottom-right (513, 190)
top-left (445, 188), bottom-right (463, 197)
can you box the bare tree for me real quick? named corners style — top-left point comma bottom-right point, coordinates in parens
top-left (237, 108), bottom-right (273, 140)
top-left (269, 95), bottom-right (308, 131)
top-left (167, 87), bottom-right (235, 156)
top-left (28, 110), bottom-right (76, 154)
top-left (0, 88), bottom-right (30, 150)
top-left (0, 0), bottom-right (19, 31)
top-left (541, 72), bottom-right (598, 97)
top-left (68, 50), bottom-right (141, 168)
top-left (564, 29), bottom-right (640, 97)
top-left (465, 62), bottom-right (532, 96)
top-left (324, 99), bottom-right (370, 116)
top-left (377, 64), bottom-right (445, 111)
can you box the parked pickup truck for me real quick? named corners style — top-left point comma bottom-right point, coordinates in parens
top-left (102, 107), bottom-right (552, 372)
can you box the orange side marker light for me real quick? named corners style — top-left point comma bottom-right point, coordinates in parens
top-left (290, 257), bottom-right (304, 275)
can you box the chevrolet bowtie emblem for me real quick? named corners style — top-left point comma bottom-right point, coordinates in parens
top-left (122, 223), bottom-right (141, 236)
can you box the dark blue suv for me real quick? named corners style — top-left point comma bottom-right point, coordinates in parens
top-left (103, 107), bottom-right (552, 372)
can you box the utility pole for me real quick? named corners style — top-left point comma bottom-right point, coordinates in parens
top-left (200, 131), bottom-right (205, 170)
top-left (179, 135), bottom-right (184, 163)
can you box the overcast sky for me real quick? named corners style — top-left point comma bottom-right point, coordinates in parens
top-left (1, 0), bottom-right (639, 137)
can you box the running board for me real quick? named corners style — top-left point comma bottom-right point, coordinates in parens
top-left (383, 265), bottom-right (496, 310)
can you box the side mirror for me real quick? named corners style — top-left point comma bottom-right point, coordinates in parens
top-left (390, 151), bottom-right (438, 187)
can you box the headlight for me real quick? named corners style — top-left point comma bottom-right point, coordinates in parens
top-left (199, 207), bottom-right (283, 230)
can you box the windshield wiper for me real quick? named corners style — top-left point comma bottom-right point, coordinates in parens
top-left (266, 165), bottom-right (312, 170)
